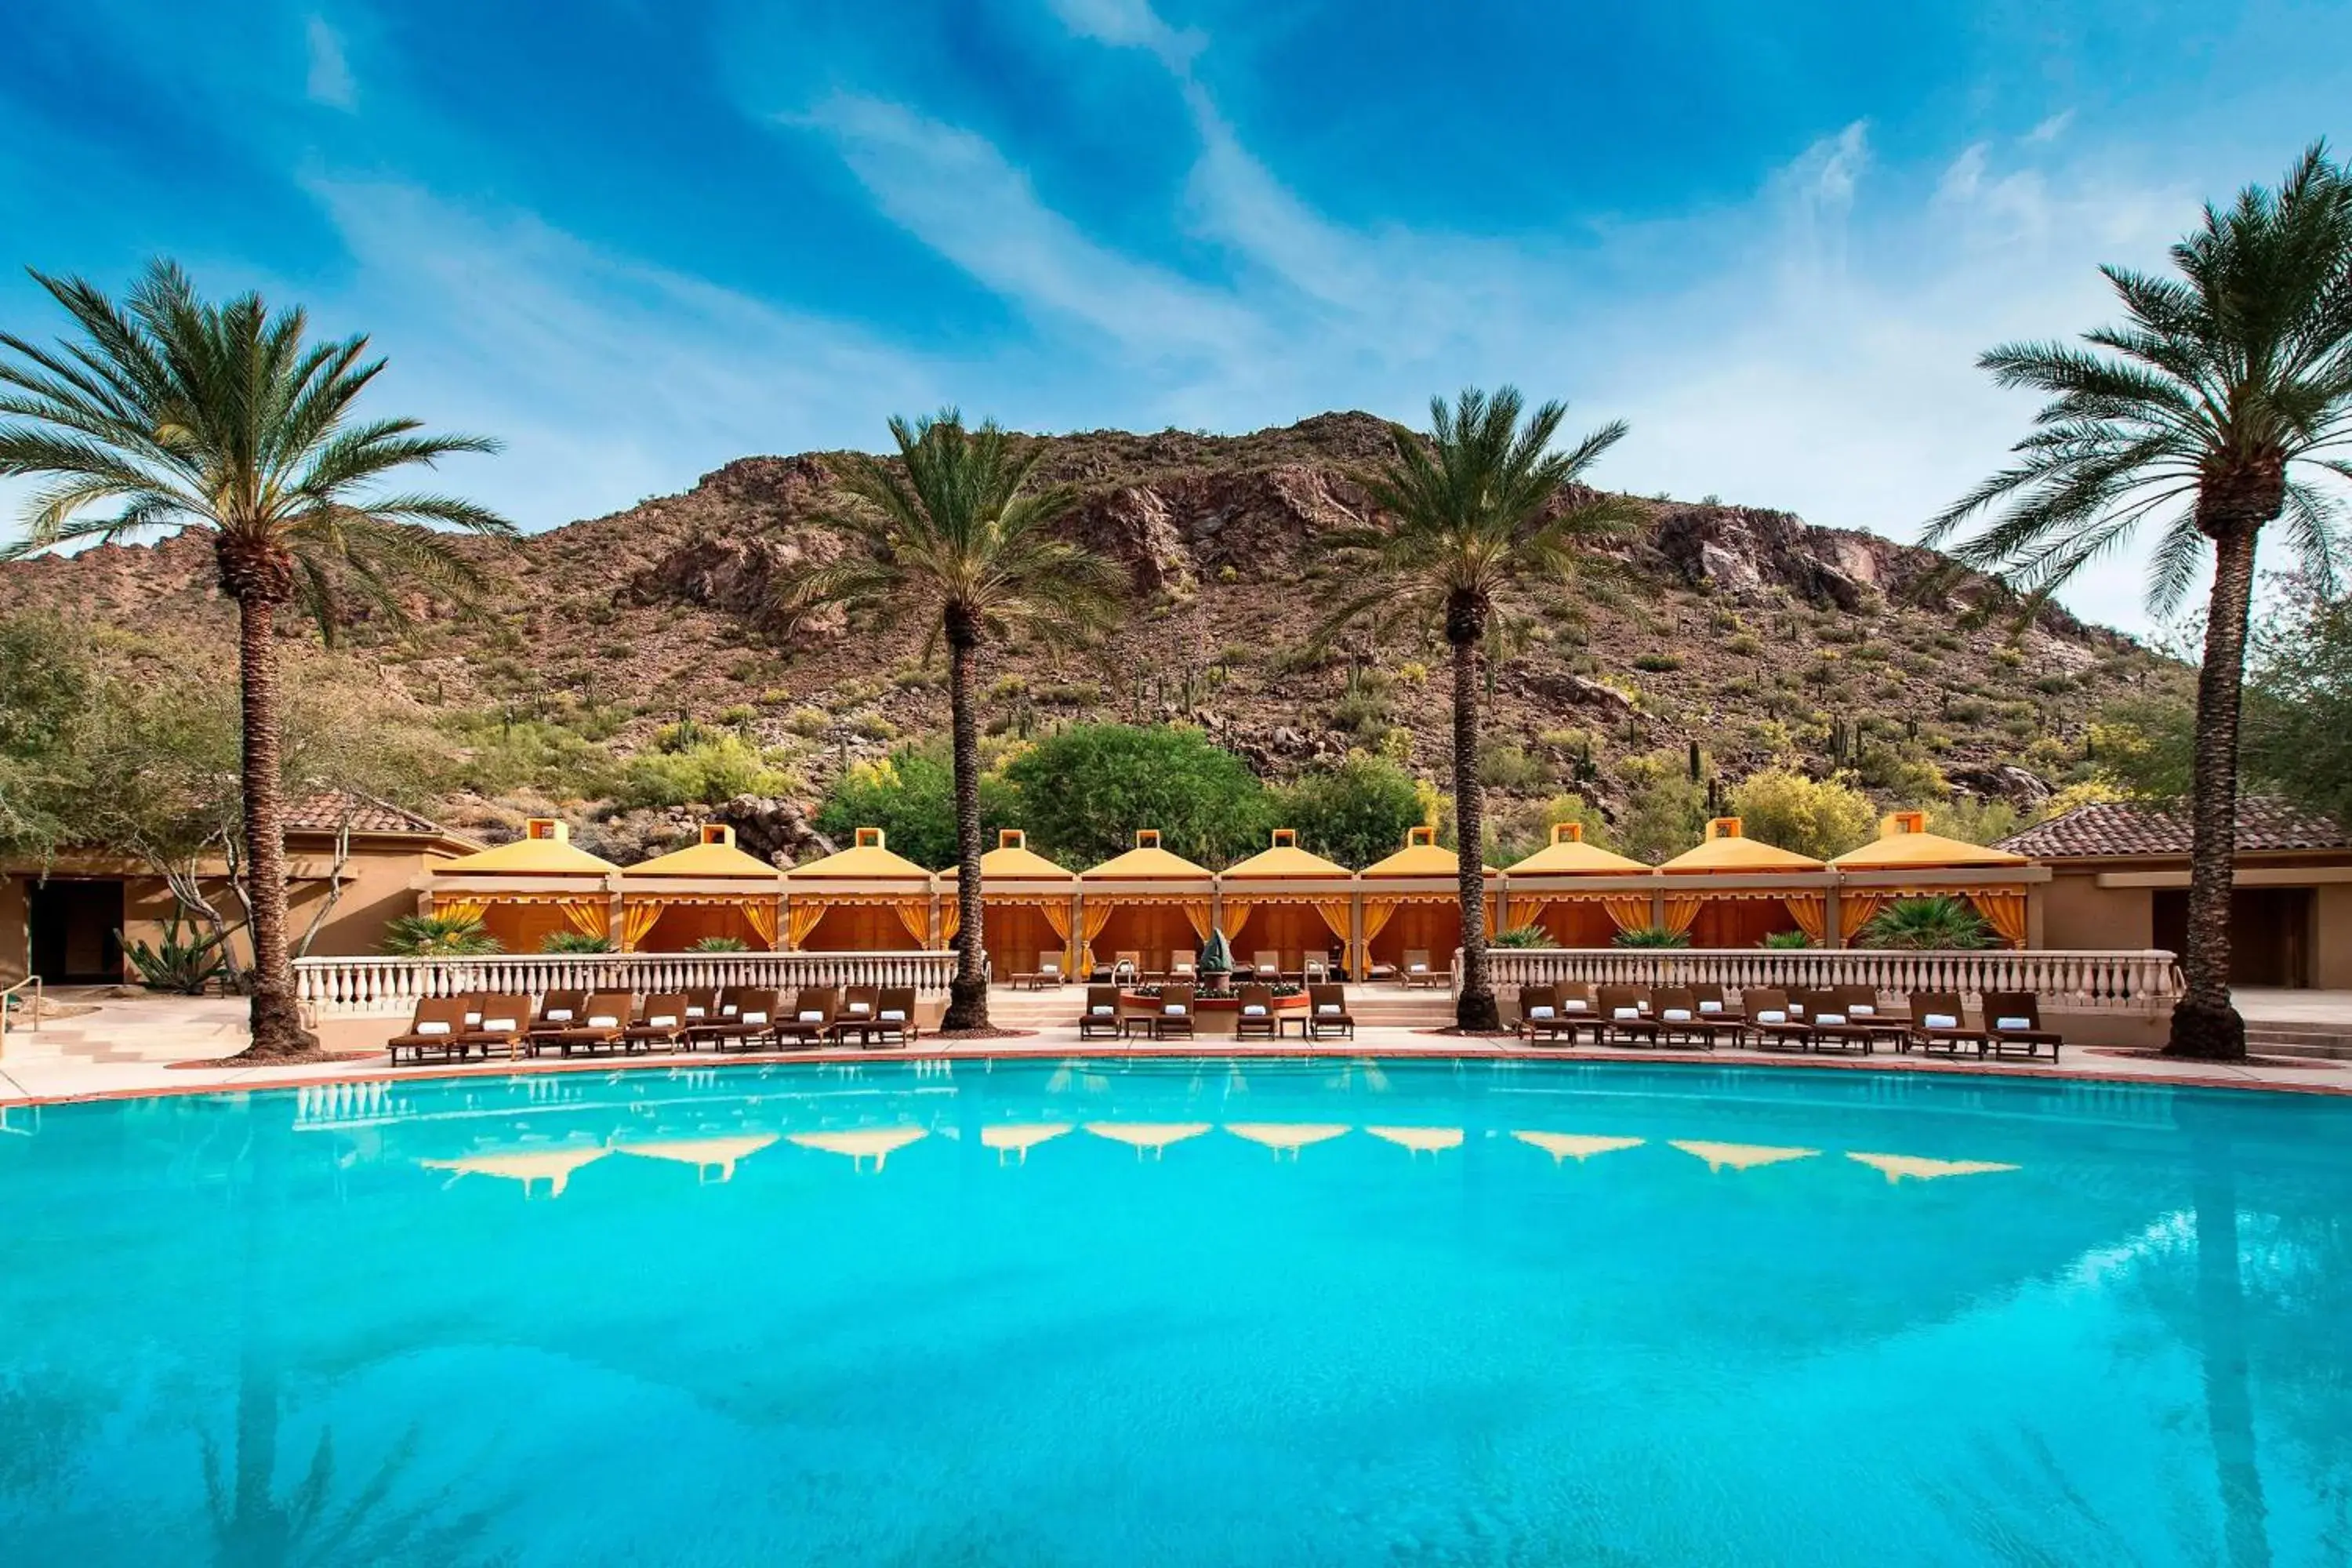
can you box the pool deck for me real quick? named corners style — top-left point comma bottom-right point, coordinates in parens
top-left (3, 989), bottom-right (2347, 1105)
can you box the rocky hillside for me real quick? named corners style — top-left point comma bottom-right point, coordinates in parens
top-left (0, 412), bottom-right (2184, 855)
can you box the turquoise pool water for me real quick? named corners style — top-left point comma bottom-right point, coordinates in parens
top-left (2, 1058), bottom-right (2348, 1566)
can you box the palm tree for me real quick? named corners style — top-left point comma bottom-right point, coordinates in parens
top-left (1322, 387), bottom-right (1638, 1029)
top-left (0, 260), bottom-right (507, 1061)
top-left (797, 412), bottom-right (1122, 1031)
top-left (1927, 145), bottom-right (2352, 1060)
top-left (1855, 895), bottom-right (1994, 951)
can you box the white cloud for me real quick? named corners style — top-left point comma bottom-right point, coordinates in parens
top-left (305, 16), bottom-right (356, 111)
top-left (2025, 110), bottom-right (2076, 145)
top-left (1041, 0), bottom-right (1203, 69)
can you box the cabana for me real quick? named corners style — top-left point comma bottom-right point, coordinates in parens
top-left (785, 827), bottom-right (936, 952)
top-left (1654, 817), bottom-right (1832, 947)
top-left (1829, 811), bottom-right (2044, 947)
top-left (1355, 826), bottom-right (1498, 979)
top-left (1214, 829), bottom-right (1355, 978)
top-left (617, 824), bottom-right (787, 951)
top-left (940, 829), bottom-right (1080, 979)
top-left (1077, 829), bottom-right (1215, 978)
top-left (426, 818), bottom-right (617, 953)
top-left (1502, 823), bottom-right (1654, 946)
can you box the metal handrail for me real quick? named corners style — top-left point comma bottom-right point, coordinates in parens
top-left (0, 975), bottom-right (41, 1054)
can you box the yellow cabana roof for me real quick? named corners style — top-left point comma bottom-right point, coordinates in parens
top-left (1081, 829), bottom-right (1214, 881)
top-left (1508, 822), bottom-right (1650, 876)
top-left (622, 824), bottom-right (782, 880)
top-left (789, 826), bottom-right (933, 883)
top-left (942, 829), bottom-right (1076, 884)
top-left (1222, 828), bottom-right (1351, 880)
top-left (1657, 817), bottom-right (1827, 874)
top-left (434, 818), bottom-right (619, 877)
top-left (1362, 826), bottom-right (1494, 879)
top-left (1830, 811), bottom-right (2030, 871)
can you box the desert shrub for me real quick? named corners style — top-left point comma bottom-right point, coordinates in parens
top-left (1632, 652), bottom-right (1682, 673)
top-left (786, 706), bottom-right (829, 737)
top-left (1003, 723), bottom-right (1269, 867)
top-left (1855, 746), bottom-right (1946, 801)
top-left (852, 714), bottom-right (899, 742)
top-left (1726, 768), bottom-right (1875, 858)
top-left (1923, 795), bottom-right (2024, 845)
top-left (1273, 754), bottom-right (1426, 869)
top-left (757, 688), bottom-right (793, 707)
top-left (989, 674), bottom-right (1029, 700)
top-left (122, 916), bottom-right (231, 993)
top-left (616, 734), bottom-right (797, 809)
top-left (716, 704), bottom-right (756, 728)
top-left (1033, 681), bottom-right (1102, 708)
top-left (1478, 743), bottom-right (1552, 793)
top-left (1724, 633), bottom-right (1762, 656)
top-left (1613, 749), bottom-right (1712, 862)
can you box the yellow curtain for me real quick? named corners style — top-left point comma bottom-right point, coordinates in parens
top-left (1040, 899), bottom-right (1076, 967)
top-left (1602, 895), bottom-right (1653, 933)
top-left (1838, 892), bottom-right (1891, 946)
top-left (895, 900), bottom-right (932, 947)
top-left (787, 901), bottom-right (829, 949)
top-left (1080, 902), bottom-right (1116, 969)
top-left (1218, 899), bottom-right (1253, 941)
top-left (1784, 895), bottom-right (1827, 946)
top-left (742, 900), bottom-right (779, 949)
top-left (619, 900), bottom-right (666, 951)
top-left (1504, 895), bottom-right (1542, 931)
top-left (1182, 901), bottom-right (1214, 941)
top-left (561, 899), bottom-right (609, 939)
top-left (940, 898), bottom-right (961, 943)
top-left (1970, 890), bottom-right (2029, 948)
top-left (432, 896), bottom-right (488, 924)
top-left (1313, 900), bottom-right (1352, 945)
top-left (1358, 898), bottom-right (1400, 974)
top-left (1662, 896), bottom-right (1704, 936)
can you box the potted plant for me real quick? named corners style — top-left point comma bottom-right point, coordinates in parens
top-left (1200, 928), bottom-right (1233, 995)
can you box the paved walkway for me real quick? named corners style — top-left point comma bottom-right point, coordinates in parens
top-left (3, 990), bottom-right (2344, 1105)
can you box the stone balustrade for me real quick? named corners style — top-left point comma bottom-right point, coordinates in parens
top-left (1462, 948), bottom-right (2183, 1011)
top-left (295, 950), bottom-right (958, 1019)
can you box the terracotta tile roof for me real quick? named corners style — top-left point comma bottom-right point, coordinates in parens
top-left (1996, 797), bottom-right (2352, 859)
top-left (282, 790), bottom-right (453, 838)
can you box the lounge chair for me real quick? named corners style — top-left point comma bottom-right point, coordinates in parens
top-left (1112, 951), bottom-right (1143, 985)
top-left (535, 992), bottom-right (633, 1058)
top-left (1597, 985), bottom-right (1660, 1047)
top-left (388, 996), bottom-right (474, 1065)
top-left (1400, 949), bottom-right (1441, 989)
top-left (1235, 982), bottom-right (1280, 1040)
top-left (867, 987), bottom-right (919, 1048)
top-left (1982, 991), bottom-right (2064, 1062)
top-left (1798, 989), bottom-right (1875, 1054)
top-left (678, 988), bottom-right (722, 1047)
top-left (1650, 986), bottom-right (1714, 1050)
top-left (1150, 984), bottom-right (1197, 1041)
top-left (1741, 989), bottom-right (1808, 1052)
top-left (836, 984), bottom-right (880, 1041)
top-left (1517, 984), bottom-right (1573, 1044)
top-left (1306, 983), bottom-right (1355, 1041)
top-left (1249, 949), bottom-right (1281, 983)
top-left (1301, 954), bottom-right (1329, 985)
top-left (619, 993), bottom-right (691, 1054)
top-left (1078, 985), bottom-right (1123, 1040)
top-left (1016, 955), bottom-right (1065, 989)
top-left (776, 986), bottom-right (839, 1048)
top-left (456, 993), bottom-right (533, 1059)
top-left (524, 990), bottom-right (589, 1054)
top-left (706, 987), bottom-right (780, 1051)
top-left (1687, 982), bottom-right (1744, 1048)
top-left (1837, 984), bottom-right (1909, 1051)
top-left (1904, 991), bottom-right (1985, 1056)
top-left (1170, 949), bottom-right (1199, 982)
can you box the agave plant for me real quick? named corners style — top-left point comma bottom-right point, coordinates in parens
top-left (1492, 924), bottom-right (1555, 949)
top-left (1858, 895), bottom-right (1994, 951)
top-left (1762, 930), bottom-right (1813, 949)
top-left (688, 935), bottom-right (750, 953)
top-left (120, 916), bottom-right (230, 994)
top-left (539, 930), bottom-right (615, 955)
top-left (379, 913), bottom-right (503, 958)
top-left (1612, 925), bottom-right (1691, 949)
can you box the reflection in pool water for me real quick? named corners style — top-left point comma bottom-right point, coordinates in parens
top-left (2, 1058), bottom-right (2348, 1565)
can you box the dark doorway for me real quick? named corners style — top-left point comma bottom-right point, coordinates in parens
top-left (27, 879), bottom-right (126, 984)
top-left (2154, 886), bottom-right (2314, 988)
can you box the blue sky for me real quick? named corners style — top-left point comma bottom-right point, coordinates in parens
top-left (2, 0), bottom-right (2347, 632)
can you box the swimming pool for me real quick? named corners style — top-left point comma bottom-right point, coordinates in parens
top-left (2, 1058), bottom-right (2347, 1565)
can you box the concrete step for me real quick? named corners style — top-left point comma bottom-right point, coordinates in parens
top-left (2245, 1029), bottom-right (2352, 1060)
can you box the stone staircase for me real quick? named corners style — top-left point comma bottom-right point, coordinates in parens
top-left (2243, 1020), bottom-right (2352, 1060)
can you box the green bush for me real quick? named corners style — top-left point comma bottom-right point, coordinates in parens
top-left (1857, 895), bottom-right (1993, 950)
top-left (815, 745), bottom-right (1022, 869)
top-left (1478, 742), bottom-right (1552, 793)
top-left (1003, 722), bottom-right (1269, 866)
top-left (616, 734), bottom-right (797, 809)
top-left (1613, 925), bottom-right (1691, 948)
top-left (540, 930), bottom-right (615, 953)
top-left (688, 935), bottom-right (751, 953)
top-left (122, 916), bottom-right (230, 993)
top-left (1726, 768), bottom-right (1875, 858)
top-left (1273, 754), bottom-right (1426, 869)
top-left (1761, 929), bottom-right (1813, 949)
top-left (1613, 749), bottom-right (1712, 862)
top-left (1632, 652), bottom-right (1682, 673)
top-left (1493, 924), bottom-right (1553, 949)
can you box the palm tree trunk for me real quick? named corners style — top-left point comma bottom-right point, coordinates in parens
top-left (1449, 603), bottom-right (1497, 1031)
top-left (2169, 526), bottom-right (2259, 1060)
top-left (227, 590), bottom-right (320, 1061)
top-left (942, 607), bottom-right (989, 1032)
